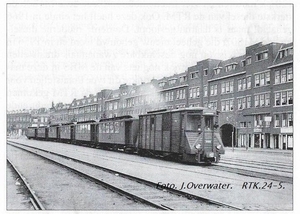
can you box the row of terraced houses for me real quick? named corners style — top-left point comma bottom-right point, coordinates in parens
top-left (7, 41), bottom-right (293, 150)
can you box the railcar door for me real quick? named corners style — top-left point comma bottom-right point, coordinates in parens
top-left (125, 121), bottom-right (130, 145)
top-left (45, 127), bottom-right (49, 140)
top-left (70, 125), bottom-right (75, 142)
top-left (56, 127), bottom-right (60, 141)
top-left (34, 128), bottom-right (38, 139)
top-left (203, 115), bottom-right (215, 152)
top-left (90, 124), bottom-right (98, 143)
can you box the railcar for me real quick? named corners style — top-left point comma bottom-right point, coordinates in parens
top-left (48, 125), bottom-right (60, 141)
top-left (26, 126), bottom-right (37, 139)
top-left (138, 107), bottom-right (224, 163)
top-left (74, 121), bottom-right (98, 146)
top-left (59, 123), bottom-right (75, 143)
top-left (98, 116), bottom-right (139, 151)
top-left (36, 126), bottom-right (48, 140)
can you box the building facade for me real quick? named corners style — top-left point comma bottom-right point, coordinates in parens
top-left (7, 109), bottom-right (32, 136)
top-left (7, 108), bottom-right (50, 136)
top-left (8, 41), bottom-right (293, 149)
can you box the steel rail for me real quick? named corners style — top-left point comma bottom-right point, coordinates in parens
top-left (8, 141), bottom-right (243, 211)
top-left (7, 158), bottom-right (45, 210)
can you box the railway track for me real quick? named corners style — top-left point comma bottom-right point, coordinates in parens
top-left (210, 157), bottom-right (293, 184)
top-left (7, 141), bottom-right (242, 211)
top-left (209, 164), bottom-right (292, 184)
top-left (8, 139), bottom-right (293, 185)
top-left (7, 158), bottom-right (45, 210)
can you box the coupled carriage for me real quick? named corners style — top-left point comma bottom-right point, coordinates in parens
top-left (26, 107), bottom-right (225, 164)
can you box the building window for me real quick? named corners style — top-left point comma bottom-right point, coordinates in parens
top-left (265, 94), bottom-right (270, 106)
top-left (203, 69), bottom-right (208, 76)
top-left (254, 71), bottom-right (270, 87)
top-left (179, 75), bottom-right (187, 83)
top-left (274, 114), bottom-right (280, 127)
top-left (288, 91), bottom-right (293, 104)
top-left (254, 115), bottom-right (263, 127)
top-left (221, 99), bottom-right (234, 112)
top-left (176, 89), bottom-right (186, 100)
top-left (260, 94), bottom-right (265, 106)
top-left (213, 68), bottom-right (222, 75)
top-left (225, 63), bottom-right (237, 72)
top-left (287, 67), bottom-right (293, 81)
top-left (275, 90), bottom-right (293, 106)
top-left (169, 78), bottom-right (177, 85)
top-left (159, 81), bottom-right (166, 87)
top-left (279, 47), bottom-right (293, 58)
top-left (114, 102), bottom-right (118, 110)
top-left (266, 72), bottom-right (270, 84)
top-left (222, 82), bottom-right (226, 93)
top-left (255, 95), bottom-right (259, 107)
top-left (275, 67), bottom-right (293, 84)
top-left (281, 69), bottom-right (287, 83)
top-left (282, 114), bottom-right (287, 127)
top-left (255, 75), bottom-right (260, 87)
top-left (230, 81), bottom-right (234, 92)
top-left (190, 72), bottom-right (199, 79)
top-left (189, 87), bottom-right (200, 99)
top-left (256, 51), bottom-right (268, 61)
top-left (221, 80), bottom-right (234, 94)
top-left (207, 101), bottom-right (217, 110)
top-left (254, 93), bottom-right (270, 108)
top-left (196, 87), bottom-right (200, 97)
top-left (246, 57), bottom-right (251, 65)
top-left (247, 76), bottom-right (251, 88)
top-left (241, 60), bottom-right (246, 67)
top-left (203, 86), bottom-right (208, 97)
top-left (281, 91), bottom-right (287, 105)
top-left (247, 96), bottom-right (251, 108)
top-left (210, 84), bottom-right (218, 96)
top-left (288, 113), bottom-right (293, 127)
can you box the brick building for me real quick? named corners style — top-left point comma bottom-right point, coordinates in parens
top-left (96, 41), bottom-right (293, 150)
top-left (7, 109), bottom-right (32, 135)
top-left (9, 41), bottom-right (292, 150)
top-left (7, 108), bottom-right (50, 136)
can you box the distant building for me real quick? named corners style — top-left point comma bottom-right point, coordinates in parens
top-left (69, 94), bottom-right (98, 122)
top-left (50, 102), bottom-right (70, 125)
top-left (7, 107), bottom-right (50, 136)
top-left (29, 108), bottom-right (50, 127)
top-left (7, 109), bottom-right (32, 135)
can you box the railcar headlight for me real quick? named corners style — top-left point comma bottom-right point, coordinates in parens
top-left (195, 144), bottom-right (201, 150)
top-left (216, 145), bottom-right (222, 150)
top-left (208, 152), bottom-right (215, 158)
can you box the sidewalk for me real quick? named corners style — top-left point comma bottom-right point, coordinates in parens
top-left (224, 146), bottom-right (293, 155)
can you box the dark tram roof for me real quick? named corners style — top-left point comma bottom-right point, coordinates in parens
top-left (143, 107), bottom-right (210, 115)
top-left (100, 115), bottom-right (133, 122)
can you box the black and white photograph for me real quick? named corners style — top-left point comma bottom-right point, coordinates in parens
top-left (4, 1), bottom-right (295, 212)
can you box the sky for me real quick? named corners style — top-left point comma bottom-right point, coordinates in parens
top-left (6, 4), bottom-right (293, 111)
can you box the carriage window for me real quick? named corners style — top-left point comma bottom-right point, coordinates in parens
top-left (102, 123), bottom-right (106, 133)
top-left (186, 115), bottom-right (201, 131)
top-left (204, 116), bottom-right (213, 130)
top-left (105, 123), bottom-right (110, 133)
top-left (150, 117), bottom-right (155, 130)
top-left (109, 122), bottom-right (114, 133)
top-left (114, 122), bottom-right (120, 133)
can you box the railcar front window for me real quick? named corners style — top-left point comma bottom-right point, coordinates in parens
top-left (186, 115), bottom-right (201, 131)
